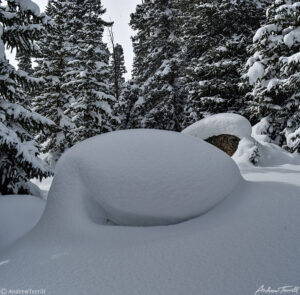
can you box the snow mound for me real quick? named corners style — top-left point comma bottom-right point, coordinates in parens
top-left (0, 195), bottom-right (45, 251)
top-left (42, 129), bottom-right (242, 227)
top-left (182, 113), bottom-right (252, 140)
top-left (1, 164), bottom-right (300, 295)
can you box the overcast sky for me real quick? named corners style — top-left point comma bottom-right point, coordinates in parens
top-left (7, 0), bottom-right (140, 79)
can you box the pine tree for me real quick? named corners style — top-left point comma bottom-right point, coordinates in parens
top-left (118, 80), bottom-right (140, 129)
top-left (67, 0), bottom-right (119, 144)
top-left (109, 40), bottom-right (126, 101)
top-left (127, 0), bottom-right (183, 131)
top-left (16, 50), bottom-right (32, 74)
top-left (16, 45), bottom-right (39, 111)
top-left (33, 0), bottom-right (77, 165)
top-left (178, 0), bottom-right (271, 128)
top-left (242, 0), bottom-right (300, 152)
top-left (0, 0), bottom-right (54, 194)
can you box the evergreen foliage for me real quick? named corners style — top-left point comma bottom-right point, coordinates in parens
top-left (66, 0), bottom-right (119, 144)
top-left (118, 80), bottom-right (140, 129)
top-left (33, 0), bottom-right (77, 165)
top-left (34, 0), bottom-right (118, 162)
top-left (127, 0), bottom-right (183, 131)
top-left (178, 0), bottom-right (271, 128)
top-left (110, 43), bottom-right (126, 101)
top-left (0, 0), bottom-right (54, 194)
top-left (242, 0), bottom-right (300, 152)
top-left (16, 50), bottom-right (32, 74)
top-left (124, 0), bottom-right (271, 131)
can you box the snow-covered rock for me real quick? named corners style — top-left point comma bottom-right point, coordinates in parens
top-left (182, 114), bottom-right (258, 164)
top-left (42, 129), bottom-right (242, 227)
top-left (182, 113), bottom-right (252, 140)
top-left (0, 195), bottom-right (45, 251)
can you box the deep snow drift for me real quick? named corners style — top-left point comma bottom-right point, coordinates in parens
top-left (0, 195), bottom-right (45, 251)
top-left (0, 129), bottom-right (300, 295)
top-left (40, 129), bottom-right (242, 226)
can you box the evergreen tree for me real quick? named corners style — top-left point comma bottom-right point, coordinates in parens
top-left (16, 50), bottom-right (32, 74)
top-left (16, 46), bottom-right (39, 110)
top-left (33, 0), bottom-right (77, 165)
top-left (67, 0), bottom-right (119, 144)
top-left (109, 42), bottom-right (126, 100)
top-left (0, 0), bottom-right (54, 194)
top-left (118, 80), bottom-right (140, 129)
top-left (242, 0), bottom-right (300, 152)
top-left (128, 0), bottom-right (183, 131)
top-left (178, 0), bottom-right (271, 128)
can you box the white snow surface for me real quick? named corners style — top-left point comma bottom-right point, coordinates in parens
top-left (247, 61), bottom-right (265, 85)
top-left (284, 27), bottom-right (300, 47)
top-left (40, 129), bottom-right (242, 227)
top-left (14, 0), bottom-right (40, 16)
top-left (0, 195), bottom-right (45, 251)
top-left (1, 130), bottom-right (300, 295)
top-left (182, 113), bottom-right (252, 139)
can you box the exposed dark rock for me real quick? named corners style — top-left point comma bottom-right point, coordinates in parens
top-left (205, 134), bottom-right (240, 156)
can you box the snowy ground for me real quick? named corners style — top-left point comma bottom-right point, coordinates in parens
top-left (0, 129), bottom-right (299, 295)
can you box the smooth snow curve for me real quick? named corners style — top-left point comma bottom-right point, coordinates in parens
top-left (41, 129), bottom-right (242, 226)
top-left (1, 164), bottom-right (300, 295)
top-left (0, 195), bottom-right (45, 251)
top-left (1, 133), bottom-right (300, 295)
top-left (182, 113), bottom-right (252, 139)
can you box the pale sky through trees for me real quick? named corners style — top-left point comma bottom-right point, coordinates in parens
top-left (7, 0), bottom-right (140, 79)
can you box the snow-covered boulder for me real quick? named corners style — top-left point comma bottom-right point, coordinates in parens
top-left (182, 113), bottom-right (252, 140)
top-left (182, 114), bottom-right (260, 164)
top-left (41, 129), bottom-right (242, 227)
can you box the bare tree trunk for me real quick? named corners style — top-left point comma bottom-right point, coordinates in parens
top-left (108, 26), bottom-right (120, 101)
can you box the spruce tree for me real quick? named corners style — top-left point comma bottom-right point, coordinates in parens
top-left (67, 0), bottom-right (119, 144)
top-left (0, 0), bottom-right (54, 194)
top-left (109, 42), bottom-right (126, 101)
top-left (242, 0), bottom-right (300, 152)
top-left (178, 0), bottom-right (271, 128)
top-left (16, 50), bottom-right (32, 74)
top-left (33, 0), bottom-right (77, 165)
top-left (128, 0), bottom-right (183, 131)
top-left (118, 80), bottom-right (140, 129)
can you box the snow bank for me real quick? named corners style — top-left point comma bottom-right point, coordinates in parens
top-left (41, 129), bottom-right (242, 227)
top-left (1, 164), bottom-right (300, 295)
top-left (0, 195), bottom-right (45, 251)
top-left (1, 130), bottom-right (299, 295)
top-left (251, 119), bottom-right (300, 166)
top-left (182, 113), bottom-right (252, 140)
